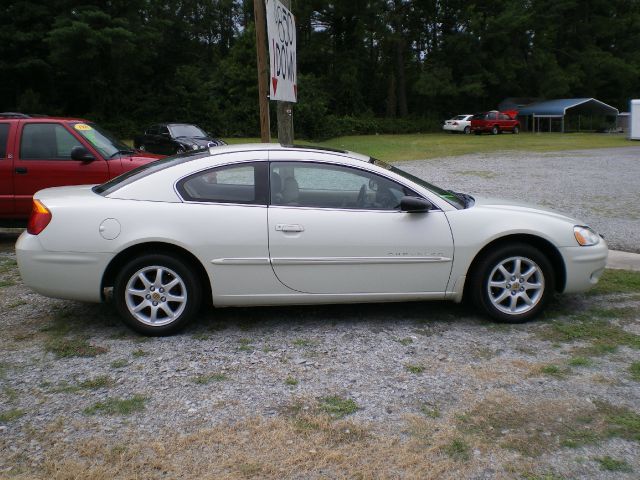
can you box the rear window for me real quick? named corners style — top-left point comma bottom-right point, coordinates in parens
top-left (93, 151), bottom-right (209, 196)
top-left (0, 123), bottom-right (9, 158)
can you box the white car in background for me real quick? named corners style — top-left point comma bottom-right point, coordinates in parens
top-left (17, 144), bottom-right (608, 335)
top-left (443, 114), bottom-right (473, 134)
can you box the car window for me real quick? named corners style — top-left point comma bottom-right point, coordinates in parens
top-left (499, 113), bottom-right (509, 120)
top-left (147, 125), bottom-right (159, 135)
top-left (0, 123), bottom-right (9, 158)
top-left (71, 122), bottom-right (132, 158)
top-left (20, 123), bottom-right (82, 160)
top-left (169, 125), bottom-right (207, 138)
top-left (270, 162), bottom-right (415, 210)
top-left (159, 126), bottom-right (170, 136)
top-left (488, 112), bottom-right (498, 120)
top-left (178, 162), bottom-right (268, 205)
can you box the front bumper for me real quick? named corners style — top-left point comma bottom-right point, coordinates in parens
top-left (16, 232), bottom-right (110, 302)
top-left (559, 239), bottom-right (609, 293)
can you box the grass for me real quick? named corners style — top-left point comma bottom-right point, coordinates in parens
top-left (630, 362), bottom-right (640, 381)
top-left (110, 359), bottom-right (128, 369)
top-left (0, 280), bottom-right (15, 288)
top-left (567, 356), bottom-right (593, 367)
top-left (84, 395), bottom-right (147, 416)
top-left (192, 373), bottom-right (228, 385)
top-left (536, 306), bottom-right (640, 357)
top-left (441, 438), bottom-right (471, 462)
top-left (0, 408), bottom-right (25, 422)
top-left (292, 338), bottom-right (316, 348)
top-left (237, 338), bottom-right (254, 352)
top-left (456, 393), bottom-right (640, 456)
top-left (395, 337), bottom-right (413, 346)
top-left (45, 337), bottom-right (108, 358)
top-left (284, 377), bottom-right (299, 386)
top-left (79, 376), bottom-right (114, 389)
top-left (319, 396), bottom-right (359, 419)
top-left (594, 456), bottom-right (632, 472)
top-left (538, 364), bottom-right (568, 378)
top-left (131, 349), bottom-right (148, 358)
top-left (405, 364), bottom-right (425, 374)
top-left (420, 404), bottom-right (441, 418)
top-left (588, 269), bottom-right (640, 296)
top-left (225, 132), bottom-right (629, 161)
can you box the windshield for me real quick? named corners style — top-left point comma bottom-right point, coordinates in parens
top-left (371, 158), bottom-right (466, 209)
top-left (71, 122), bottom-right (132, 158)
top-left (169, 124), bottom-right (207, 138)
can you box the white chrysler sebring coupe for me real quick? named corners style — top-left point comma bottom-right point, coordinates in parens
top-left (17, 144), bottom-right (608, 335)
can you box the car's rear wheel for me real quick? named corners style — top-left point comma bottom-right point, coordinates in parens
top-left (464, 126), bottom-right (471, 134)
top-left (470, 243), bottom-right (554, 323)
top-left (491, 125), bottom-right (499, 135)
top-left (114, 254), bottom-right (201, 335)
top-left (513, 125), bottom-right (520, 134)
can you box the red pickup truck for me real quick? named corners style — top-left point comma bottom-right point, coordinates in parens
top-left (0, 113), bottom-right (162, 225)
top-left (470, 110), bottom-right (520, 135)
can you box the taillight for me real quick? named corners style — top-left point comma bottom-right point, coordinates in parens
top-left (27, 199), bottom-right (52, 235)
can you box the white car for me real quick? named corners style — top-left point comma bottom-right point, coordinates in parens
top-left (443, 114), bottom-right (473, 134)
top-left (17, 144), bottom-right (608, 335)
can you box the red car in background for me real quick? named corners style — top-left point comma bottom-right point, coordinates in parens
top-left (470, 110), bottom-right (520, 135)
top-left (0, 113), bottom-right (162, 225)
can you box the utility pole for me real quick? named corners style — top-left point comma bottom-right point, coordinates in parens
top-left (277, 0), bottom-right (294, 145)
top-left (254, 0), bottom-right (270, 142)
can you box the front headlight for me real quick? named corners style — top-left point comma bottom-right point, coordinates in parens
top-left (191, 144), bottom-right (199, 150)
top-left (574, 226), bottom-right (600, 246)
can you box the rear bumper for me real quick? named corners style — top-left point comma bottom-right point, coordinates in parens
top-left (559, 240), bottom-right (609, 293)
top-left (443, 124), bottom-right (466, 132)
top-left (16, 232), bottom-right (110, 302)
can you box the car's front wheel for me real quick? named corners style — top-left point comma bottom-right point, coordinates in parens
top-left (470, 243), bottom-right (554, 323)
top-left (513, 125), bottom-right (520, 134)
top-left (114, 254), bottom-right (201, 335)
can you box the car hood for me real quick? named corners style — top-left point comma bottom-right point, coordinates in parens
top-left (175, 136), bottom-right (224, 147)
top-left (471, 195), bottom-right (585, 225)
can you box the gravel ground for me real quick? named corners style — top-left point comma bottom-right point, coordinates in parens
top-left (0, 147), bottom-right (639, 479)
top-left (399, 146), bottom-right (640, 253)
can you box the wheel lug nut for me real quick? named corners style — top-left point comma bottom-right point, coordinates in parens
top-left (511, 291), bottom-right (516, 295)
top-left (506, 284), bottom-right (511, 289)
top-left (150, 287), bottom-right (155, 292)
top-left (161, 297), bottom-right (166, 302)
top-left (520, 278), bottom-right (524, 283)
top-left (511, 276), bottom-right (516, 281)
top-left (146, 294), bottom-right (151, 300)
top-left (152, 301), bottom-right (158, 306)
top-left (159, 288), bottom-right (164, 293)
top-left (520, 287), bottom-right (525, 292)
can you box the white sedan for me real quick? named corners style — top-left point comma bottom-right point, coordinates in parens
top-left (443, 114), bottom-right (473, 134)
top-left (17, 144), bottom-right (608, 335)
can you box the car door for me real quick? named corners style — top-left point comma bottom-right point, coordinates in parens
top-left (267, 158), bottom-right (454, 295)
top-left (158, 125), bottom-right (176, 155)
top-left (0, 122), bottom-right (14, 217)
top-left (13, 121), bottom-right (109, 216)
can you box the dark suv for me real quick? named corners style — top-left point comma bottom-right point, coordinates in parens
top-left (470, 110), bottom-right (520, 135)
top-left (0, 112), bottom-right (161, 225)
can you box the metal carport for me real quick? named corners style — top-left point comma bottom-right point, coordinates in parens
top-left (517, 98), bottom-right (619, 133)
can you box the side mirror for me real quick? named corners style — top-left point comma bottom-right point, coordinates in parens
top-left (400, 196), bottom-right (432, 213)
top-left (70, 146), bottom-right (95, 162)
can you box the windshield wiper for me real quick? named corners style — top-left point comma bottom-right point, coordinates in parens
top-left (109, 149), bottom-right (135, 158)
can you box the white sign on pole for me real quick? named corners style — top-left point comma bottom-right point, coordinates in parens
top-left (266, 0), bottom-right (297, 103)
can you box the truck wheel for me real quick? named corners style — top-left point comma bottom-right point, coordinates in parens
top-left (491, 126), bottom-right (499, 135)
top-left (513, 125), bottom-right (520, 134)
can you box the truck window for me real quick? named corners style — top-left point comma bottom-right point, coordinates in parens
top-left (20, 123), bottom-right (82, 160)
top-left (0, 124), bottom-right (8, 158)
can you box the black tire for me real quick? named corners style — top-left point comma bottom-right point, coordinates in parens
top-left (491, 125), bottom-right (499, 135)
top-left (176, 147), bottom-right (185, 154)
top-left (114, 253), bottom-right (202, 336)
top-left (463, 126), bottom-right (471, 134)
top-left (469, 243), bottom-right (555, 323)
top-left (513, 125), bottom-right (520, 134)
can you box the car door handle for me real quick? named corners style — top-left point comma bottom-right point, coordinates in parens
top-left (275, 224), bottom-right (304, 232)
top-left (15, 167), bottom-right (28, 174)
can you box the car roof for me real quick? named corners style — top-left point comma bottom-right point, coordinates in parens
top-left (0, 112), bottom-right (89, 122)
top-left (204, 143), bottom-right (371, 163)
